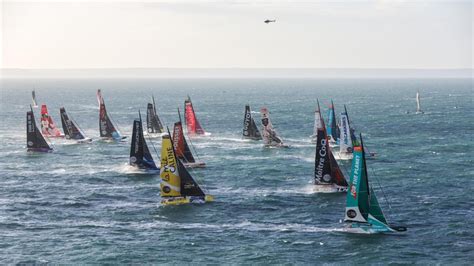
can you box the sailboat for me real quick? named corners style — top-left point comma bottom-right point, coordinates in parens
top-left (242, 104), bottom-right (262, 140)
top-left (172, 109), bottom-right (206, 168)
top-left (59, 107), bottom-right (92, 143)
top-left (40, 104), bottom-right (64, 138)
top-left (343, 105), bottom-right (377, 159)
top-left (31, 90), bottom-right (38, 107)
top-left (313, 115), bottom-right (348, 193)
top-left (97, 89), bottom-right (126, 141)
top-left (415, 91), bottom-right (424, 114)
top-left (260, 107), bottom-right (289, 148)
top-left (327, 100), bottom-right (340, 146)
top-left (184, 96), bottom-right (210, 136)
top-left (146, 96), bottom-right (165, 136)
top-left (27, 106), bottom-right (53, 152)
top-left (310, 100), bottom-right (323, 143)
top-left (334, 105), bottom-right (354, 160)
top-left (343, 134), bottom-right (407, 234)
top-left (160, 132), bottom-right (214, 205)
top-left (129, 112), bottom-right (159, 171)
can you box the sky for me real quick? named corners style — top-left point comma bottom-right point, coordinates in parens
top-left (1, 0), bottom-right (472, 69)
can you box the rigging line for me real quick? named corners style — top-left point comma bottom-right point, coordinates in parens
top-left (186, 133), bottom-right (202, 163)
top-left (368, 164), bottom-right (393, 211)
top-left (144, 129), bottom-right (161, 162)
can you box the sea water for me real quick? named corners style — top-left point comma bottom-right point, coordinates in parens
top-left (0, 78), bottom-right (472, 263)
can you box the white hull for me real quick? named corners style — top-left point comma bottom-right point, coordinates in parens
top-left (264, 143), bottom-right (290, 148)
top-left (333, 151), bottom-right (353, 160)
top-left (312, 184), bottom-right (347, 193)
top-left (76, 137), bottom-right (93, 143)
top-left (144, 131), bottom-right (167, 138)
top-left (183, 161), bottom-right (206, 168)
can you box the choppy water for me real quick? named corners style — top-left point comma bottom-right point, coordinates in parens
top-left (0, 78), bottom-right (472, 264)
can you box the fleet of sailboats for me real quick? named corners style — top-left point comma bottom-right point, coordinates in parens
top-left (23, 92), bottom-right (409, 233)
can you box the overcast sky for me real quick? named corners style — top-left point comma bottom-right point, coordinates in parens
top-left (1, 0), bottom-right (472, 69)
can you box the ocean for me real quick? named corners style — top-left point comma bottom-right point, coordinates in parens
top-left (0, 78), bottom-right (472, 264)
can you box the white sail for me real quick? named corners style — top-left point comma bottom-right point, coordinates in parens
top-left (339, 112), bottom-right (353, 154)
top-left (260, 107), bottom-right (286, 147)
top-left (416, 92), bottom-right (423, 114)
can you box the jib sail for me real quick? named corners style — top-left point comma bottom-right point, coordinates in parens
top-left (243, 104), bottom-right (262, 140)
top-left (130, 112), bottom-right (158, 170)
top-left (27, 106), bottom-right (52, 151)
top-left (184, 96), bottom-right (206, 135)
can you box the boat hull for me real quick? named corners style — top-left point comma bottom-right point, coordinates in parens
top-left (161, 195), bottom-right (214, 206)
top-left (312, 184), bottom-right (347, 193)
top-left (333, 151), bottom-right (353, 161)
top-left (27, 147), bottom-right (53, 153)
top-left (183, 161), bottom-right (206, 168)
top-left (342, 223), bottom-right (397, 234)
top-left (264, 143), bottom-right (290, 148)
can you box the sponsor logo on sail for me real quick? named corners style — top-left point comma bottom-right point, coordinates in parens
top-left (351, 154), bottom-right (361, 199)
top-left (315, 138), bottom-right (327, 181)
top-left (347, 209), bottom-right (357, 218)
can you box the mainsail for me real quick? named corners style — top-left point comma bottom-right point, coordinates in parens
top-left (27, 106), bottom-right (53, 152)
top-left (40, 104), bottom-right (63, 137)
top-left (160, 133), bottom-right (212, 205)
top-left (416, 91), bottom-right (424, 114)
top-left (172, 121), bottom-right (196, 163)
top-left (97, 89), bottom-right (125, 140)
top-left (130, 112), bottom-right (158, 170)
top-left (60, 107), bottom-right (90, 141)
top-left (243, 104), bottom-right (262, 140)
top-left (311, 99), bottom-right (323, 141)
top-left (184, 96), bottom-right (206, 135)
top-left (327, 100), bottom-right (340, 144)
top-left (314, 120), bottom-right (348, 188)
top-left (31, 90), bottom-right (38, 107)
top-left (343, 135), bottom-right (405, 233)
top-left (261, 107), bottom-right (286, 147)
top-left (339, 107), bottom-right (354, 154)
top-left (146, 96), bottom-right (164, 134)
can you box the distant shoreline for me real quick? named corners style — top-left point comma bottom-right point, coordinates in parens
top-left (1, 68), bottom-right (472, 79)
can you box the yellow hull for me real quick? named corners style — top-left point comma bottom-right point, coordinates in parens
top-left (161, 195), bottom-right (214, 206)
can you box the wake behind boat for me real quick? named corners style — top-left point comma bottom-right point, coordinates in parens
top-left (27, 106), bottom-right (53, 152)
top-left (343, 135), bottom-right (407, 234)
top-left (160, 132), bottom-right (213, 205)
top-left (313, 115), bottom-right (348, 193)
top-left (60, 107), bottom-right (92, 143)
top-left (129, 111), bottom-right (159, 172)
top-left (260, 107), bottom-right (289, 148)
top-left (184, 96), bottom-right (211, 137)
top-left (97, 89), bottom-right (126, 141)
top-left (243, 104), bottom-right (262, 140)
